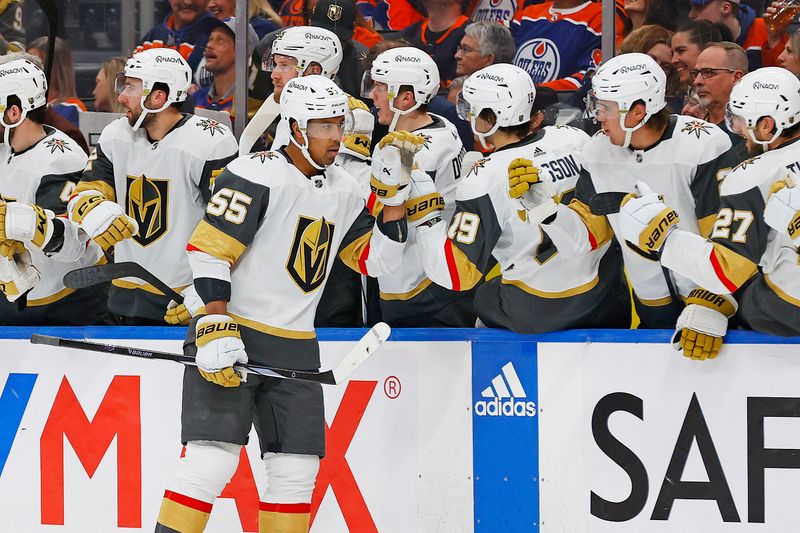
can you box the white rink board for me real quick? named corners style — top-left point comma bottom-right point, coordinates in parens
top-left (0, 339), bottom-right (473, 532)
top-left (537, 342), bottom-right (800, 533)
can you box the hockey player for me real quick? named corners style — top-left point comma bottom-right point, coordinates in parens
top-left (511, 53), bottom-right (745, 348)
top-left (413, 63), bottom-right (629, 332)
top-left (67, 48), bottom-right (238, 325)
top-left (0, 55), bottom-right (107, 324)
top-left (362, 46), bottom-right (470, 326)
top-left (619, 67), bottom-right (800, 344)
top-left (154, 75), bottom-right (413, 533)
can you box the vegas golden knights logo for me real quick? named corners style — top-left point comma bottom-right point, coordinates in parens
top-left (286, 215), bottom-right (335, 293)
top-left (126, 175), bottom-right (169, 246)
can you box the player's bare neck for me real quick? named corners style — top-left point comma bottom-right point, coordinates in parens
top-left (772, 130), bottom-right (800, 151)
top-left (398, 111), bottom-right (433, 133)
top-left (9, 120), bottom-right (46, 154)
top-left (629, 123), bottom-right (668, 151)
top-left (491, 130), bottom-right (523, 151)
top-left (286, 141), bottom-right (319, 178)
top-left (145, 108), bottom-right (183, 143)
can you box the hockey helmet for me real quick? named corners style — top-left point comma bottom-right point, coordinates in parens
top-left (0, 56), bottom-right (48, 144)
top-left (725, 67), bottom-right (800, 149)
top-left (457, 63), bottom-right (535, 149)
top-left (266, 26), bottom-right (343, 79)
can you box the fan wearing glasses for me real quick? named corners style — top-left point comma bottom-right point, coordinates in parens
top-left (691, 42), bottom-right (748, 154)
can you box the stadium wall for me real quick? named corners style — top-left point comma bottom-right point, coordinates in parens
top-left (0, 327), bottom-right (798, 532)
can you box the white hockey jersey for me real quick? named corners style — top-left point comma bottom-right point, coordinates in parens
top-left (417, 125), bottom-right (605, 296)
top-left (187, 150), bottom-right (406, 368)
top-left (77, 114), bottom-right (238, 320)
top-left (543, 116), bottom-right (742, 311)
top-left (0, 127), bottom-right (103, 305)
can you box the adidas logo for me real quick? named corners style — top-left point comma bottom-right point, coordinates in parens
top-left (533, 147), bottom-right (546, 157)
top-left (474, 362), bottom-right (536, 417)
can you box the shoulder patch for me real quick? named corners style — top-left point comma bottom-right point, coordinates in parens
top-left (248, 150), bottom-right (281, 163)
top-left (732, 155), bottom-right (761, 173)
top-left (466, 157), bottom-right (488, 178)
top-left (680, 120), bottom-right (713, 138)
top-left (43, 138), bottom-right (72, 154)
top-left (196, 118), bottom-right (226, 137)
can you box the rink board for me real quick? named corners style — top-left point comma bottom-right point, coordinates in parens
top-left (0, 328), bottom-right (798, 532)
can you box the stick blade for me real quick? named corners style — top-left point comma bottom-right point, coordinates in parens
top-left (30, 334), bottom-right (60, 346)
top-left (63, 262), bottom-right (139, 289)
top-left (588, 191), bottom-right (628, 216)
top-left (332, 322), bottom-right (391, 385)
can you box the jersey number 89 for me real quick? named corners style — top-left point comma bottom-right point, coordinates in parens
top-left (207, 188), bottom-right (252, 225)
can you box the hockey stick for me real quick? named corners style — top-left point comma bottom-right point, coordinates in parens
top-left (30, 322), bottom-right (390, 385)
top-left (64, 262), bottom-right (183, 303)
top-left (37, 0), bottom-right (58, 96)
top-left (588, 191), bottom-right (628, 216)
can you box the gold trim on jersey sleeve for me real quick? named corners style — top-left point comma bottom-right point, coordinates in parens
top-left (764, 275), bottom-right (800, 307)
top-left (380, 278), bottom-right (432, 301)
top-left (74, 180), bottom-right (116, 202)
top-left (698, 213), bottom-right (717, 237)
top-left (710, 243), bottom-right (758, 291)
top-left (501, 275), bottom-right (599, 299)
top-left (568, 198), bottom-right (613, 249)
top-left (189, 220), bottom-right (246, 264)
top-left (447, 241), bottom-right (484, 291)
top-left (636, 295), bottom-right (674, 307)
top-left (230, 313), bottom-right (317, 339)
top-left (112, 280), bottom-right (190, 296)
top-left (339, 231), bottom-right (372, 274)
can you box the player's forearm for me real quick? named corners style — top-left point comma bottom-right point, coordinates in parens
top-left (381, 204), bottom-right (406, 222)
top-left (205, 300), bottom-right (228, 315)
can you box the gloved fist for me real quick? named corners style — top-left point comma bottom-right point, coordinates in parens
top-left (764, 175), bottom-right (800, 247)
top-left (195, 314), bottom-right (248, 387)
top-left (68, 191), bottom-right (138, 249)
top-left (619, 181), bottom-right (679, 252)
top-left (508, 158), bottom-right (540, 200)
top-left (507, 158), bottom-right (557, 222)
top-left (0, 201), bottom-right (59, 250)
top-left (370, 131), bottom-right (425, 206)
top-left (672, 289), bottom-right (737, 361)
top-left (0, 240), bottom-right (41, 302)
top-left (405, 169), bottom-right (444, 230)
top-left (164, 284), bottom-right (205, 325)
top-left (341, 96), bottom-right (375, 159)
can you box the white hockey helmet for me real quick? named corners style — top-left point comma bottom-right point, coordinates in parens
top-left (267, 26), bottom-right (343, 79)
top-left (457, 63), bottom-right (535, 149)
top-left (0, 57), bottom-right (47, 144)
top-left (280, 75), bottom-right (351, 170)
top-left (118, 48), bottom-right (192, 130)
top-left (725, 67), bottom-right (800, 149)
top-left (361, 47), bottom-right (440, 131)
top-left (588, 52), bottom-right (666, 148)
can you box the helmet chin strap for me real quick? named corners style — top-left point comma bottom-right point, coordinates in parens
top-left (388, 92), bottom-right (422, 132)
top-left (746, 127), bottom-right (781, 152)
top-left (1, 109), bottom-right (27, 147)
top-left (471, 118), bottom-right (500, 150)
top-left (132, 93), bottom-right (170, 131)
top-left (619, 111), bottom-right (650, 149)
top-left (290, 131), bottom-right (326, 171)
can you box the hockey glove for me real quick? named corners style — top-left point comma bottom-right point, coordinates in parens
top-left (764, 176), bottom-right (800, 248)
top-left (619, 181), bottom-right (679, 253)
top-left (0, 201), bottom-right (63, 251)
top-left (0, 240), bottom-right (40, 302)
top-left (68, 190), bottom-right (138, 250)
top-left (164, 284), bottom-right (205, 325)
top-left (672, 289), bottom-right (737, 361)
top-left (507, 158), bottom-right (558, 222)
top-left (341, 96), bottom-right (374, 159)
top-left (370, 131), bottom-right (425, 206)
top-left (405, 169), bottom-right (444, 230)
top-left (195, 314), bottom-right (248, 387)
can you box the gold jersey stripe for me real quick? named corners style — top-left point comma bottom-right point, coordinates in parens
top-left (447, 241), bottom-right (484, 291)
top-left (711, 243), bottom-right (758, 291)
top-left (501, 275), bottom-right (599, 299)
top-left (189, 219), bottom-right (247, 264)
top-left (338, 231), bottom-right (372, 275)
top-left (764, 274), bottom-right (800, 307)
top-left (74, 180), bottom-right (115, 202)
top-left (698, 213), bottom-right (717, 238)
top-left (569, 198), bottom-right (613, 249)
top-left (230, 313), bottom-right (316, 339)
top-left (157, 498), bottom-right (210, 533)
top-left (258, 510), bottom-right (311, 533)
top-left (112, 280), bottom-right (189, 296)
top-left (380, 278), bottom-right (432, 301)
top-left (636, 294), bottom-right (674, 307)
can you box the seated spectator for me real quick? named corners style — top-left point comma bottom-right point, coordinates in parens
top-left (356, 0), bottom-right (425, 31)
top-left (778, 28), bottom-right (800, 75)
top-left (511, 0), bottom-right (626, 91)
top-left (455, 21), bottom-right (516, 78)
top-left (625, 0), bottom-right (680, 32)
top-left (28, 37), bottom-right (86, 127)
top-left (208, 0), bottom-right (282, 38)
top-left (619, 25), bottom-right (681, 110)
top-left (671, 20), bottom-right (723, 94)
top-left (93, 57), bottom-right (126, 113)
top-left (136, 0), bottom-right (214, 73)
top-left (0, 0), bottom-right (24, 53)
top-left (688, 0), bottom-right (789, 70)
top-left (193, 17), bottom-right (261, 123)
top-left (468, 0), bottom-right (517, 26)
top-left (402, 0), bottom-right (470, 90)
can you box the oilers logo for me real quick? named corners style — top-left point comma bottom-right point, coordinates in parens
top-left (471, 0), bottom-right (517, 25)
top-left (514, 38), bottom-right (561, 84)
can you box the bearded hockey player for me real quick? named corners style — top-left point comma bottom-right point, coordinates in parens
top-left (620, 67), bottom-right (800, 339)
top-left (362, 46), bottom-right (470, 326)
top-left (67, 48), bottom-right (238, 325)
top-left (414, 63), bottom-right (629, 332)
top-left (153, 75), bottom-right (412, 533)
top-left (0, 55), bottom-right (107, 324)
top-left (513, 53), bottom-right (745, 358)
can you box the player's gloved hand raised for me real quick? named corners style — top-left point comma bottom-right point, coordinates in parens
top-left (0, 240), bottom-right (41, 302)
top-left (764, 175), bottom-right (800, 247)
top-left (405, 169), bottom-right (444, 230)
top-left (341, 96), bottom-right (374, 159)
top-left (195, 314), bottom-right (248, 387)
top-left (164, 284), bottom-right (205, 325)
top-left (673, 289), bottom-right (737, 361)
top-left (0, 201), bottom-right (59, 250)
top-left (68, 190), bottom-right (138, 250)
top-left (507, 158), bottom-right (557, 222)
top-left (370, 131), bottom-right (425, 206)
top-left (619, 181), bottom-right (680, 253)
